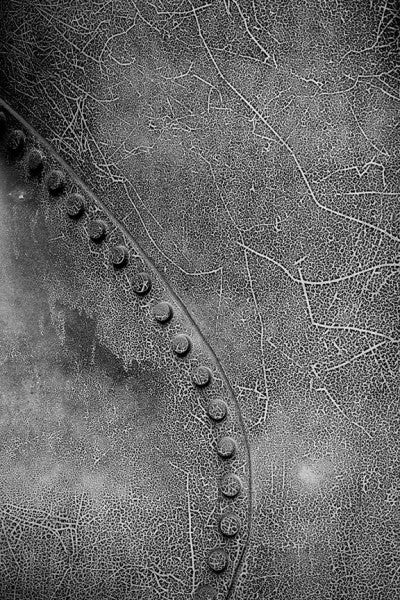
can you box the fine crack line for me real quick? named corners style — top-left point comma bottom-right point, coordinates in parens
top-left (0, 95), bottom-right (253, 600)
top-left (189, 3), bottom-right (400, 245)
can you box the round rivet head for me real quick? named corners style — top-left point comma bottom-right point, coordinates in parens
top-left (219, 512), bottom-right (241, 537)
top-left (207, 548), bottom-right (228, 573)
top-left (27, 148), bottom-right (44, 174)
top-left (88, 219), bottom-right (107, 242)
top-left (220, 473), bottom-right (242, 498)
top-left (152, 301), bottom-right (172, 323)
top-left (110, 244), bottom-right (128, 268)
top-left (131, 272), bottom-right (152, 296)
top-left (7, 129), bottom-right (25, 154)
top-left (216, 436), bottom-right (236, 459)
top-left (47, 169), bottom-right (65, 195)
top-left (171, 333), bottom-right (191, 357)
top-left (207, 399), bottom-right (227, 422)
top-left (66, 193), bottom-right (84, 218)
top-left (193, 584), bottom-right (217, 600)
top-left (192, 365), bottom-right (212, 387)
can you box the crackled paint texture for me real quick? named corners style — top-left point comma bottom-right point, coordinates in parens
top-left (0, 147), bottom-right (250, 600)
top-left (0, 1), bottom-right (399, 599)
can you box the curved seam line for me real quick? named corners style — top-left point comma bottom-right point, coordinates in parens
top-left (0, 96), bottom-right (253, 599)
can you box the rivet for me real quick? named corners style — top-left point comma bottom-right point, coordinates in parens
top-left (193, 584), bottom-right (217, 600)
top-left (7, 129), bottom-right (25, 155)
top-left (220, 473), bottom-right (242, 498)
top-left (66, 193), bottom-right (85, 219)
top-left (131, 272), bottom-right (152, 296)
top-left (192, 365), bottom-right (212, 387)
top-left (171, 333), bottom-right (191, 357)
top-left (47, 169), bottom-right (65, 195)
top-left (207, 548), bottom-right (228, 573)
top-left (27, 148), bottom-right (44, 174)
top-left (152, 301), bottom-right (172, 323)
top-left (88, 219), bottom-right (107, 242)
top-left (207, 399), bottom-right (227, 422)
top-left (216, 436), bottom-right (236, 459)
top-left (110, 244), bottom-right (128, 268)
top-left (219, 512), bottom-right (241, 537)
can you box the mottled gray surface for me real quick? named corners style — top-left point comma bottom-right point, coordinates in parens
top-left (0, 1), bottom-right (399, 599)
top-left (0, 140), bottom-right (250, 598)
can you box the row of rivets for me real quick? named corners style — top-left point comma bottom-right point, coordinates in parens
top-left (148, 252), bottom-right (243, 590)
top-left (85, 217), bottom-right (153, 293)
top-left (0, 121), bottom-right (154, 294)
top-left (168, 333), bottom-right (243, 589)
top-left (1, 122), bottom-right (154, 295)
top-left (152, 282), bottom-right (242, 589)
top-left (1, 115), bottom-right (244, 597)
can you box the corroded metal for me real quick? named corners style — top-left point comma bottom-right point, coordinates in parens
top-left (152, 301), bottom-right (173, 323)
top-left (110, 244), bottom-right (129, 268)
top-left (65, 193), bottom-right (85, 219)
top-left (208, 399), bottom-right (228, 423)
top-left (0, 1), bottom-right (399, 599)
top-left (172, 332), bottom-right (192, 356)
top-left (0, 106), bottom-right (251, 599)
top-left (216, 437), bottom-right (237, 460)
top-left (219, 513), bottom-right (241, 538)
top-left (88, 218), bottom-right (107, 242)
top-left (192, 365), bottom-right (213, 387)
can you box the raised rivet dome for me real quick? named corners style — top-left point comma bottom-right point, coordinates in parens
top-left (192, 365), bottom-right (212, 387)
top-left (47, 169), bottom-right (65, 195)
top-left (152, 301), bottom-right (172, 323)
top-left (66, 193), bottom-right (85, 218)
top-left (110, 244), bottom-right (128, 268)
top-left (88, 219), bottom-right (107, 242)
top-left (193, 584), bottom-right (217, 600)
top-left (171, 333), bottom-right (191, 357)
top-left (219, 512), bottom-right (241, 537)
top-left (207, 399), bottom-right (227, 422)
top-left (7, 129), bottom-right (25, 154)
top-left (207, 548), bottom-right (228, 573)
top-left (220, 473), bottom-right (242, 498)
top-left (27, 148), bottom-right (44, 173)
top-left (131, 272), bottom-right (152, 296)
top-left (216, 436), bottom-right (236, 459)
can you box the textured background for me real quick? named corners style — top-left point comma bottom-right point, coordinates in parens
top-left (0, 1), bottom-right (399, 598)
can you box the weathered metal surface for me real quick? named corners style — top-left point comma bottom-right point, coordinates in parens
top-left (0, 112), bottom-right (250, 599)
top-left (0, 1), bottom-right (399, 599)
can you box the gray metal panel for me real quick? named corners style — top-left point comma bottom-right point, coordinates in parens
top-left (0, 1), bottom-right (399, 598)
